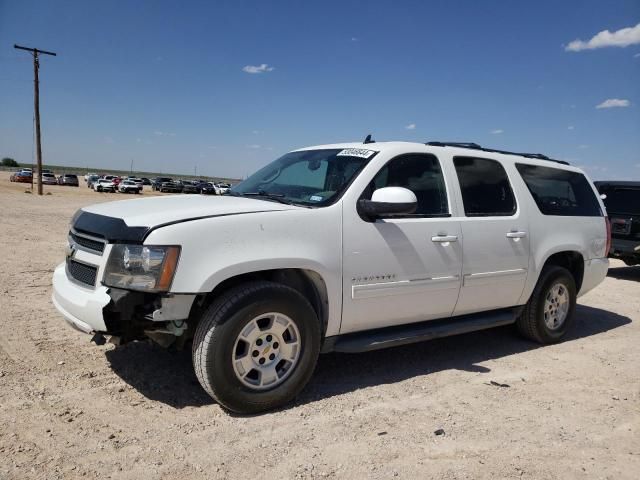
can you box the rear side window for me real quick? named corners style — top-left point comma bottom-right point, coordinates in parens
top-left (516, 164), bottom-right (602, 217)
top-left (367, 153), bottom-right (449, 216)
top-left (453, 157), bottom-right (516, 216)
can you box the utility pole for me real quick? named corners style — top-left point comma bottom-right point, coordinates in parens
top-left (14, 44), bottom-right (57, 196)
top-left (130, 158), bottom-right (134, 175)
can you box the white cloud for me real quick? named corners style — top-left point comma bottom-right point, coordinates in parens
top-left (596, 98), bottom-right (630, 109)
top-left (634, 53), bottom-right (640, 58)
top-left (578, 144), bottom-right (590, 149)
top-left (242, 64), bottom-right (275, 74)
top-left (154, 131), bottom-right (176, 136)
top-left (247, 144), bottom-right (262, 149)
top-left (568, 125), bottom-right (575, 130)
top-left (490, 129), bottom-right (504, 134)
top-left (251, 130), bottom-right (260, 135)
top-left (351, 37), bottom-right (359, 42)
top-left (565, 22), bottom-right (640, 51)
top-left (405, 123), bottom-right (416, 130)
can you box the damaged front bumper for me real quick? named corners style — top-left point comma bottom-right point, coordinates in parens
top-left (52, 262), bottom-right (196, 344)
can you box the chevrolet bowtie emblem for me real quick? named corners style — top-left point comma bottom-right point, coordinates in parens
top-left (66, 243), bottom-right (76, 259)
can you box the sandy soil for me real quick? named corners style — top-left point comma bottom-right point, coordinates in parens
top-left (0, 171), bottom-right (638, 479)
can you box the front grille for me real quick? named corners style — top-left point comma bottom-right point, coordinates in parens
top-left (70, 231), bottom-right (105, 254)
top-left (67, 259), bottom-right (98, 287)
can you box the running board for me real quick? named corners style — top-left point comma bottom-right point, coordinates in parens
top-left (325, 307), bottom-right (521, 354)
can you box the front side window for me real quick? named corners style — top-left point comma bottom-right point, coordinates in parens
top-left (516, 164), bottom-right (602, 216)
top-left (231, 149), bottom-right (374, 206)
top-left (363, 154), bottom-right (449, 216)
top-left (454, 157), bottom-right (517, 216)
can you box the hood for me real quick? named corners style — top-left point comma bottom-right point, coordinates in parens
top-left (74, 195), bottom-right (300, 243)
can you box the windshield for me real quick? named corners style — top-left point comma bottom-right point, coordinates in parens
top-left (230, 148), bottom-right (375, 206)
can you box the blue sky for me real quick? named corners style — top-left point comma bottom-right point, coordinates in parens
top-left (1, 0), bottom-right (639, 179)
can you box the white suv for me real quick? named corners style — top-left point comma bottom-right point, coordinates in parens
top-left (52, 140), bottom-right (610, 413)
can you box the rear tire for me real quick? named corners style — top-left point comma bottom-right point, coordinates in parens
top-left (193, 281), bottom-right (321, 414)
top-left (516, 265), bottom-right (576, 344)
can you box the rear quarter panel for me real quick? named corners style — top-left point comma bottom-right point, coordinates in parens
top-left (512, 165), bottom-right (608, 303)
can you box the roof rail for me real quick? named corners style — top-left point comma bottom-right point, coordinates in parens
top-left (425, 141), bottom-right (569, 165)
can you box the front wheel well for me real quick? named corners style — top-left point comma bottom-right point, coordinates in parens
top-left (189, 269), bottom-right (329, 336)
top-left (542, 251), bottom-right (584, 293)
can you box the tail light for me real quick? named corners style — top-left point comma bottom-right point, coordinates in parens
top-left (605, 216), bottom-right (612, 256)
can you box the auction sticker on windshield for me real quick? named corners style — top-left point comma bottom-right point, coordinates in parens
top-left (336, 148), bottom-right (376, 158)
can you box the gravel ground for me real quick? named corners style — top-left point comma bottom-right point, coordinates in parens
top-left (0, 172), bottom-right (638, 479)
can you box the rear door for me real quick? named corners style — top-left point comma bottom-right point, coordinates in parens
top-left (451, 156), bottom-right (530, 315)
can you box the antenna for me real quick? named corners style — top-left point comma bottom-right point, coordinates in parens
top-left (363, 134), bottom-right (375, 144)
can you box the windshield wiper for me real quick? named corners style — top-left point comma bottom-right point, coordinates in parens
top-left (239, 191), bottom-right (295, 205)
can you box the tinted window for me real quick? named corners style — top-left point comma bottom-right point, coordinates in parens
top-left (598, 187), bottom-right (640, 215)
top-left (364, 154), bottom-right (449, 216)
top-left (516, 164), bottom-right (601, 216)
top-left (453, 157), bottom-right (516, 216)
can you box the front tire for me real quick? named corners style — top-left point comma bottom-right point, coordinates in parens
top-left (193, 281), bottom-right (321, 414)
top-left (516, 265), bottom-right (576, 344)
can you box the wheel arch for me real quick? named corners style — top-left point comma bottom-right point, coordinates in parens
top-left (189, 267), bottom-right (330, 337)
top-left (541, 250), bottom-right (585, 293)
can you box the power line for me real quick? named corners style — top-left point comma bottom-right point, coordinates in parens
top-left (14, 44), bottom-right (57, 196)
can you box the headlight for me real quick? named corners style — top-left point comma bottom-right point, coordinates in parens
top-left (103, 245), bottom-right (180, 292)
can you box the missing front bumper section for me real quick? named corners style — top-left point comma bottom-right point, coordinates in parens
top-left (101, 288), bottom-right (196, 345)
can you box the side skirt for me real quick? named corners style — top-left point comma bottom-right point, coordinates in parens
top-left (321, 307), bottom-right (523, 354)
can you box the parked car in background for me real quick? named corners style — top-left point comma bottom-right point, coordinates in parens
top-left (93, 178), bottom-right (116, 192)
top-left (200, 182), bottom-right (219, 195)
top-left (101, 175), bottom-right (121, 186)
top-left (58, 174), bottom-right (79, 186)
top-left (10, 171), bottom-right (33, 183)
top-left (84, 172), bottom-right (97, 182)
top-left (595, 181), bottom-right (640, 266)
top-left (130, 178), bottom-right (144, 190)
top-left (140, 177), bottom-right (151, 185)
top-left (216, 183), bottom-right (231, 194)
top-left (87, 175), bottom-right (100, 188)
top-left (158, 179), bottom-right (182, 193)
top-left (118, 180), bottom-right (142, 194)
top-left (152, 177), bottom-right (174, 191)
top-left (182, 180), bottom-right (206, 194)
top-left (42, 173), bottom-right (58, 185)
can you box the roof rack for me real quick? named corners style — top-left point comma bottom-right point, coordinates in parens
top-left (425, 141), bottom-right (569, 165)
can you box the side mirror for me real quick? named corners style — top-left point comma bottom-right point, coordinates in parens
top-left (358, 186), bottom-right (417, 220)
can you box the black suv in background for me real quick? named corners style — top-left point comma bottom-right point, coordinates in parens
top-left (595, 181), bottom-right (640, 266)
top-left (151, 177), bottom-right (182, 192)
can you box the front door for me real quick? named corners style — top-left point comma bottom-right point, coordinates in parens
top-left (341, 153), bottom-right (463, 334)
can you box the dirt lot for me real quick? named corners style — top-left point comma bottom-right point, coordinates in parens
top-left (0, 171), bottom-right (638, 479)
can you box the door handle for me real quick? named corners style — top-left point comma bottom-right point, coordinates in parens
top-left (506, 231), bottom-right (527, 239)
top-left (431, 235), bottom-right (458, 243)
